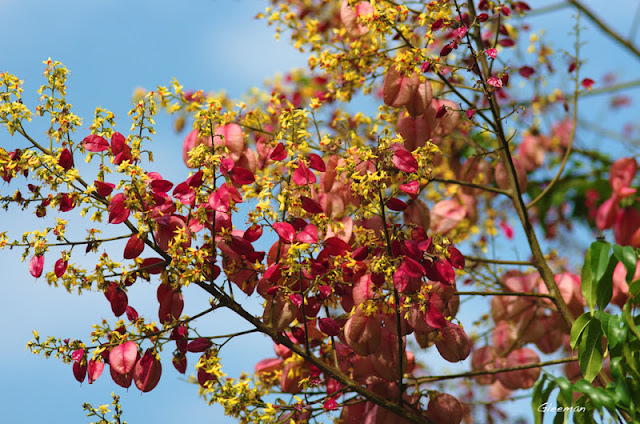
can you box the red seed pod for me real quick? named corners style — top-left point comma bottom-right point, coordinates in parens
top-left (29, 255), bottom-right (44, 278)
top-left (318, 317), bottom-right (341, 336)
top-left (54, 258), bottom-right (68, 278)
top-left (133, 350), bottom-right (162, 392)
top-left (87, 359), bottom-right (104, 384)
top-left (186, 337), bottom-right (212, 353)
top-left (172, 353), bottom-right (187, 374)
top-left (123, 234), bottom-right (145, 259)
top-left (58, 148), bottom-right (74, 170)
top-left (426, 392), bottom-right (463, 424)
top-left (435, 321), bottom-right (471, 362)
top-left (73, 360), bottom-right (87, 383)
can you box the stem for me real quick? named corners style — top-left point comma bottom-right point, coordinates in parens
top-left (412, 357), bottom-right (577, 384)
top-left (462, 1), bottom-right (577, 335)
top-left (195, 280), bottom-right (434, 424)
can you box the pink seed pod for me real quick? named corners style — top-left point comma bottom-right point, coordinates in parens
top-left (426, 392), bottom-right (463, 424)
top-left (426, 99), bottom-right (460, 138)
top-left (383, 65), bottom-right (420, 108)
top-left (494, 156), bottom-right (528, 191)
top-left (458, 156), bottom-right (493, 195)
top-left (397, 113), bottom-right (432, 151)
top-left (280, 362), bottom-right (309, 394)
top-left (339, 401), bottom-right (369, 424)
top-left (491, 320), bottom-right (518, 356)
top-left (254, 358), bottom-right (284, 375)
top-left (340, 0), bottom-right (374, 38)
top-left (344, 307), bottom-right (382, 356)
top-left (430, 199), bottom-right (467, 234)
top-left (471, 346), bottom-right (497, 385)
top-left (87, 359), bottom-right (104, 384)
top-left (109, 341), bottom-right (138, 375)
top-left (436, 321), bottom-right (471, 362)
top-left (405, 81), bottom-right (433, 118)
top-left (403, 199), bottom-right (431, 230)
top-left (609, 157), bottom-right (638, 198)
top-left (263, 294), bottom-right (299, 332)
top-left (370, 328), bottom-right (407, 381)
top-left (496, 347), bottom-right (541, 390)
top-left (182, 130), bottom-right (211, 168)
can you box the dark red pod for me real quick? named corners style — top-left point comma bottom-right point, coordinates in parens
top-left (133, 350), bottom-right (162, 392)
top-left (187, 337), bottom-right (212, 353)
top-left (54, 258), bottom-right (68, 278)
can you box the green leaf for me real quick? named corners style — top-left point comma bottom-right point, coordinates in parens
top-left (573, 395), bottom-right (594, 424)
top-left (556, 376), bottom-right (574, 406)
top-left (612, 244), bottom-right (637, 283)
top-left (606, 315), bottom-right (627, 352)
top-left (595, 255), bottom-right (616, 309)
top-left (533, 374), bottom-right (557, 424)
top-left (581, 250), bottom-right (596, 312)
top-left (571, 313), bottom-right (592, 350)
top-left (614, 379), bottom-right (631, 407)
top-left (578, 318), bottom-right (604, 383)
top-left (532, 374), bottom-right (549, 424)
top-left (590, 240), bottom-right (611, 284)
top-left (553, 391), bottom-right (566, 424)
top-left (623, 301), bottom-right (640, 341)
top-left (629, 279), bottom-right (640, 298)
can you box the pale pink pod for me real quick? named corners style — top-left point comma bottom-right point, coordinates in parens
top-left (109, 341), bottom-right (138, 375)
top-left (397, 114), bottom-right (431, 151)
top-left (344, 308), bottom-right (382, 356)
top-left (340, 0), bottom-right (374, 38)
top-left (496, 347), bottom-right (541, 390)
top-left (405, 81), bottom-right (433, 118)
top-left (430, 199), bottom-right (466, 234)
top-left (495, 156), bottom-right (528, 191)
top-left (426, 98), bottom-right (460, 138)
top-left (263, 294), bottom-right (299, 332)
top-left (182, 130), bottom-right (212, 168)
top-left (471, 346), bottom-right (497, 385)
top-left (383, 66), bottom-right (420, 108)
top-left (518, 134), bottom-right (550, 172)
top-left (215, 123), bottom-right (245, 161)
top-left (491, 320), bottom-right (518, 356)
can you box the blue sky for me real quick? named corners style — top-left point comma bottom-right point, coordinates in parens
top-left (2, 1), bottom-right (640, 423)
